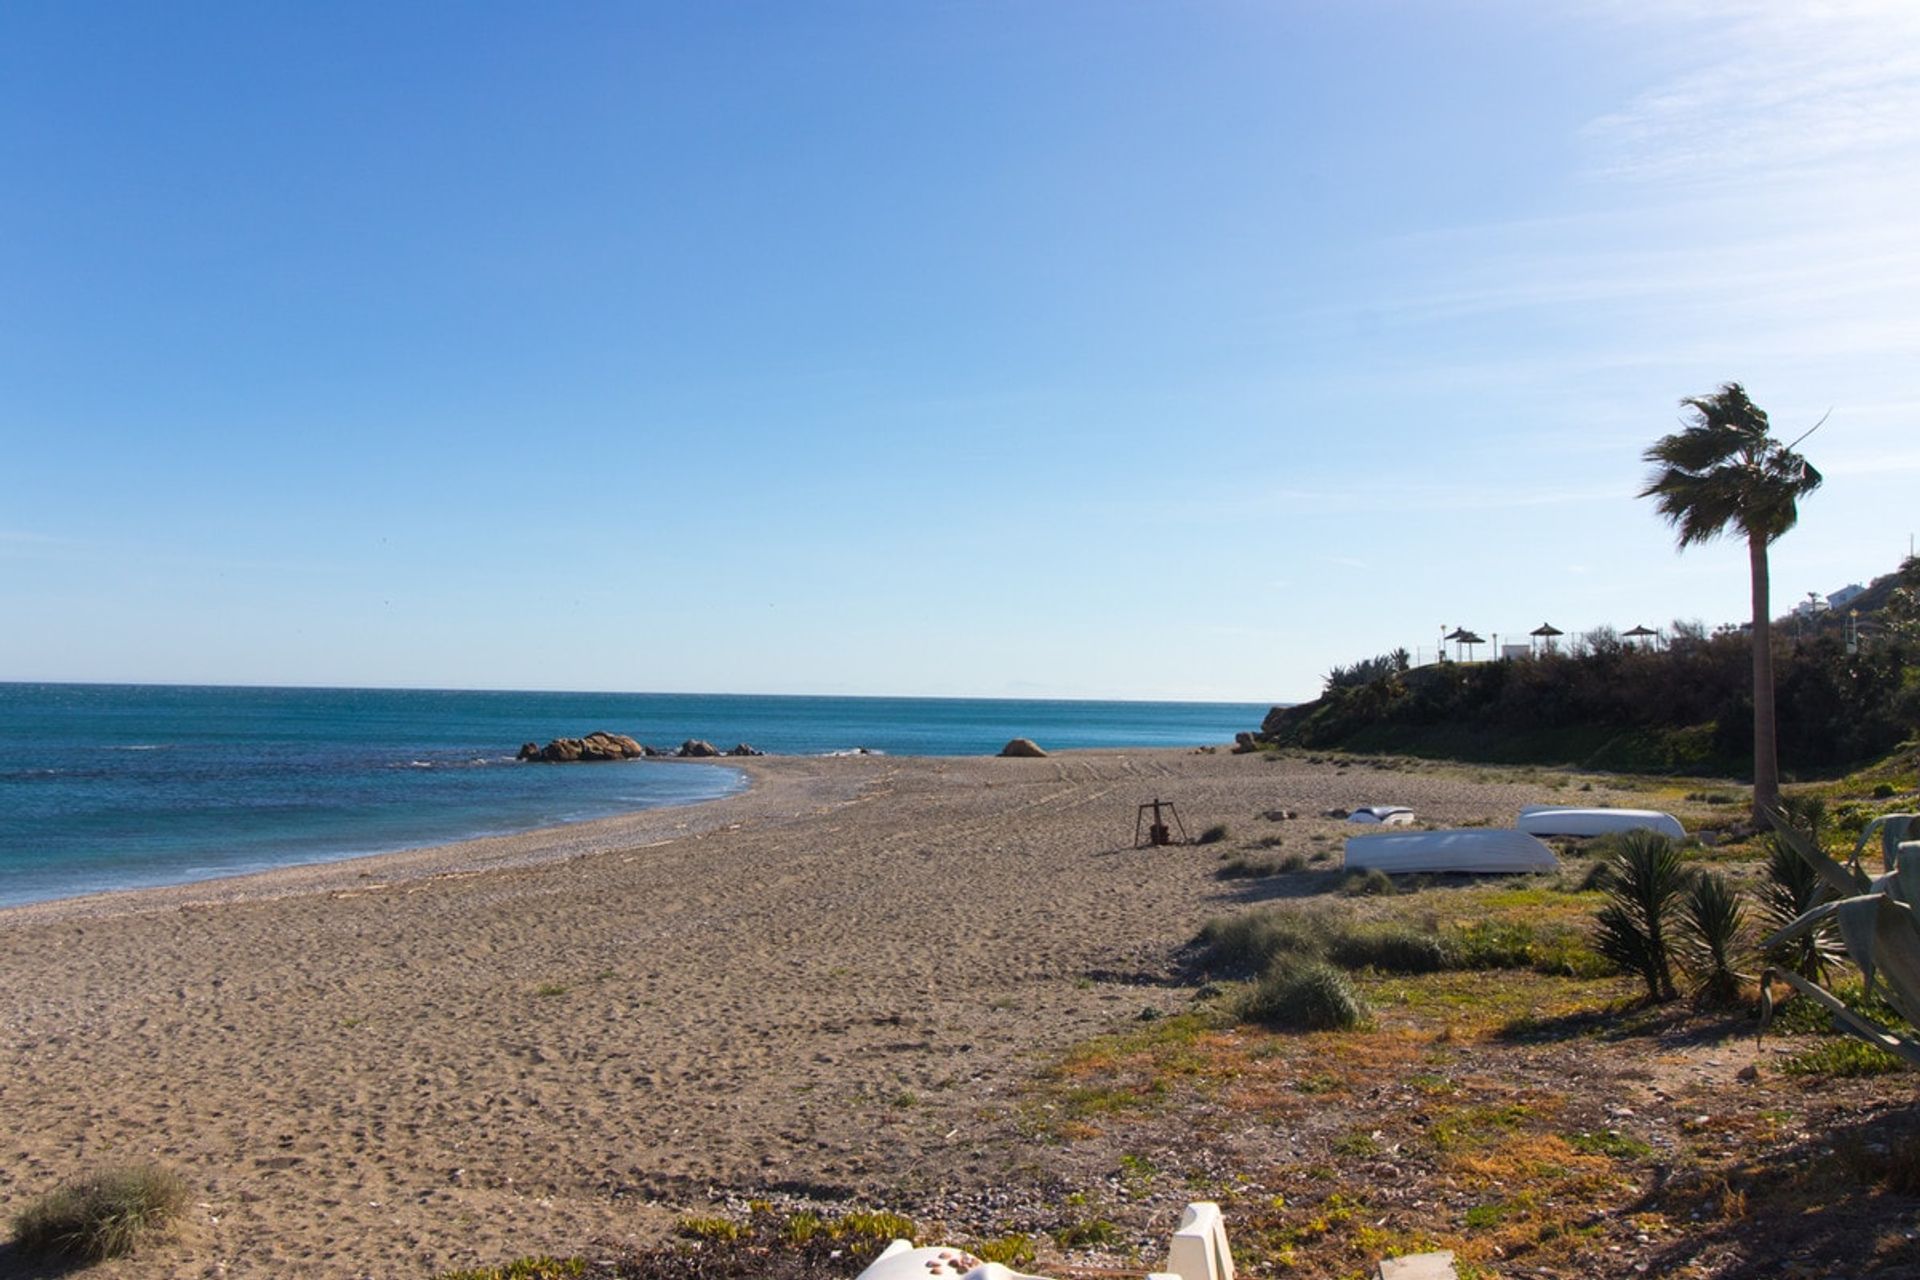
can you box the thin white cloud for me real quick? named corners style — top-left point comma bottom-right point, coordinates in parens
top-left (1582, 2), bottom-right (1920, 184)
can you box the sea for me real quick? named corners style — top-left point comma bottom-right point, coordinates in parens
top-left (0, 683), bottom-right (1269, 909)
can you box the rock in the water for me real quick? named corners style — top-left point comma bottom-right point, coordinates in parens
top-left (520, 732), bottom-right (649, 763)
top-left (676, 739), bottom-right (721, 758)
top-left (578, 730), bottom-right (645, 760)
top-left (727, 743), bottom-right (764, 757)
top-left (999, 737), bottom-right (1047, 758)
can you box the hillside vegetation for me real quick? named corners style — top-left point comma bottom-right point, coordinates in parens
top-left (1261, 558), bottom-right (1920, 778)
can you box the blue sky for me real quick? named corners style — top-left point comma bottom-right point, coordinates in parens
top-left (3, 2), bottom-right (1915, 702)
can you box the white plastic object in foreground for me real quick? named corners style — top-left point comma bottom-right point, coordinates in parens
top-left (853, 1201), bottom-right (1230, 1280)
top-left (853, 1240), bottom-right (1163, 1280)
top-left (853, 1242), bottom-right (1035, 1280)
top-left (1344, 829), bottom-right (1559, 875)
top-left (1517, 807), bottom-right (1685, 839)
top-left (1165, 1201), bottom-right (1233, 1280)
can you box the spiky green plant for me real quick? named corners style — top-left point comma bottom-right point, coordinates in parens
top-left (1592, 831), bottom-right (1689, 1001)
top-left (1762, 812), bottom-right (1920, 1070)
top-left (1759, 831), bottom-right (1841, 981)
top-left (1679, 869), bottom-right (1748, 1004)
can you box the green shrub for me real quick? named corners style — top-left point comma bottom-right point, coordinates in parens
top-left (1278, 851), bottom-right (1309, 873)
top-left (1445, 919), bottom-right (1538, 969)
top-left (1593, 831), bottom-right (1688, 1001)
top-left (1566, 1129), bottom-right (1653, 1159)
top-left (1240, 960), bottom-right (1369, 1031)
top-left (1343, 868), bottom-right (1396, 897)
top-left (1216, 856), bottom-right (1280, 880)
top-left (1195, 908), bottom-right (1332, 976)
top-left (1783, 1037), bottom-right (1906, 1077)
top-left (834, 1211), bottom-right (917, 1243)
top-left (1758, 831), bottom-right (1840, 982)
top-left (1327, 922), bottom-right (1453, 974)
top-left (12, 1163), bottom-right (190, 1262)
top-left (679, 1217), bottom-right (749, 1242)
top-left (1566, 859), bottom-right (1610, 893)
top-left (1053, 1218), bottom-right (1119, 1249)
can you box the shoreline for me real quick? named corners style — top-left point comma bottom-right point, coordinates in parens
top-left (0, 748), bottom-right (1649, 1278)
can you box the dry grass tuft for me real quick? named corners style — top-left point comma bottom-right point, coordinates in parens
top-left (11, 1162), bottom-right (191, 1262)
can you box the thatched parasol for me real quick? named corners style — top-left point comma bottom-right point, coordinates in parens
top-left (1623, 623), bottom-right (1660, 650)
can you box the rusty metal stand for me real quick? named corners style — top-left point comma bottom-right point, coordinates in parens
top-left (1135, 798), bottom-right (1191, 848)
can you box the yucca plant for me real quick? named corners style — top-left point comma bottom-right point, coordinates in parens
top-left (1593, 831), bottom-right (1689, 1001)
top-left (1759, 832), bottom-right (1842, 981)
top-left (1762, 811), bottom-right (1920, 1070)
top-left (1758, 794), bottom-right (1839, 981)
top-left (1679, 869), bottom-right (1749, 1004)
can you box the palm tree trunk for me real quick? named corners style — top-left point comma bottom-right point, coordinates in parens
top-left (1750, 531), bottom-right (1780, 822)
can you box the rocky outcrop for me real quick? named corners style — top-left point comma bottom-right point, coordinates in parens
top-left (518, 734), bottom-right (772, 761)
top-left (518, 731), bottom-right (649, 762)
top-left (998, 738), bottom-right (1048, 758)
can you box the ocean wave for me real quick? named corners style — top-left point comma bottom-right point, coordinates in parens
top-left (389, 756), bottom-right (511, 771)
top-left (821, 747), bottom-right (884, 757)
top-left (105, 744), bottom-right (168, 751)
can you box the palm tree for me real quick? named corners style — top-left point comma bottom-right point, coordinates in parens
top-left (1640, 383), bottom-right (1822, 822)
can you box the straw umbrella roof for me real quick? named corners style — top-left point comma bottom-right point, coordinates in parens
top-left (1623, 624), bottom-right (1659, 638)
top-left (1530, 622), bottom-right (1563, 638)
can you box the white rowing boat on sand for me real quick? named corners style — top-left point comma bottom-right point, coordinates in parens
top-left (1345, 828), bottom-right (1559, 875)
top-left (1346, 805), bottom-right (1415, 825)
top-left (1517, 806), bottom-right (1685, 839)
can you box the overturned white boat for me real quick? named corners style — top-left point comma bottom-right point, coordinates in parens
top-left (1517, 805), bottom-right (1684, 839)
top-left (1345, 828), bottom-right (1559, 875)
top-left (1345, 805), bottom-right (1415, 825)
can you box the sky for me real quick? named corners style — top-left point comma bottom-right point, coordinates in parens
top-left (2, 1), bottom-right (1916, 704)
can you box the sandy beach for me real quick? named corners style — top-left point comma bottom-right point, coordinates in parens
top-left (0, 749), bottom-right (1642, 1278)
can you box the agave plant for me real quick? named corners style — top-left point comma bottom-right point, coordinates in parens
top-left (1762, 811), bottom-right (1920, 1069)
top-left (1854, 813), bottom-right (1919, 871)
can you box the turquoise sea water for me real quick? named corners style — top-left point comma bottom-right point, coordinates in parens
top-left (0, 684), bottom-right (1267, 908)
